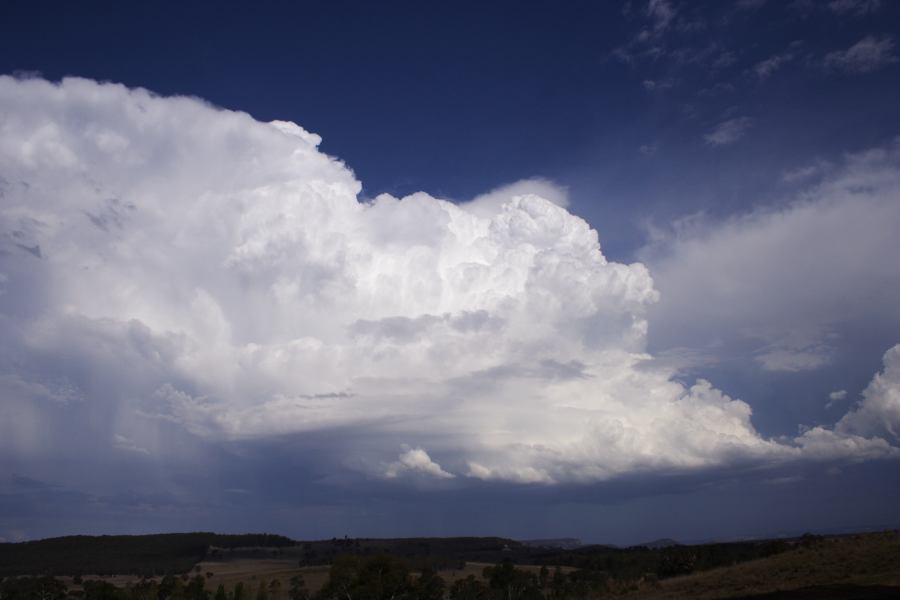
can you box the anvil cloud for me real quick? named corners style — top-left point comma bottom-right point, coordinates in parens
top-left (0, 77), bottom-right (897, 488)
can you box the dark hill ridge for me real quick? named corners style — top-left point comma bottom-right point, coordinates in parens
top-left (4, 531), bottom-right (889, 583)
top-left (631, 538), bottom-right (680, 549)
top-left (0, 533), bottom-right (293, 577)
top-left (519, 538), bottom-right (583, 550)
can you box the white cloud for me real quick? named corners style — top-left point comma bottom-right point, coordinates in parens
top-left (462, 177), bottom-right (568, 217)
top-left (836, 345), bottom-right (900, 440)
top-left (781, 159), bottom-right (832, 184)
top-left (827, 389), bottom-right (848, 409)
top-left (704, 117), bottom-right (752, 146)
top-left (0, 76), bottom-right (896, 486)
top-left (384, 446), bottom-right (454, 480)
top-left (755, 344), bottom-right (833, 372)
top-left (825, 35), bottom-right (897, 73)
top-left (642, 139), bottom-right (900, 390)
top-left (112, 433), bottom-right (150, 455)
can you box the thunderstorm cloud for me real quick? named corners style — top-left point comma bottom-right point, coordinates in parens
top-left (1, 76), bottom-right (898, 488)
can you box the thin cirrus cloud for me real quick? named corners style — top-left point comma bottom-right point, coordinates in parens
top-left (825, 35), bottom-right (897, 73)
top-left (828, 0), bottom-right (882, 16)
top-left (704, 116), bottom-right (752, 147)
top-left (0, 76), bottom-right (898, 489)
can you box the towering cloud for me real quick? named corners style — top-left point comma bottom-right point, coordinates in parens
top-left (0, 76), bottom-right (896, 487)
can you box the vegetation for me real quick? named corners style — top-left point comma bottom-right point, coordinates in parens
top-left (626, 530), bottom-right (900, 598)
top-left (1, 531), bottom-right (897, 599)
top-left (0, 534), bottom-right (293, 577)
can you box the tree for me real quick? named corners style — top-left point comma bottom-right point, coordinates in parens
top-left (232, 582), bottom-right (245, 600)
top-left (214, 585), bottom-right (227, 600)
top-left (411, 568), bottom-right (444, 600)
top-left (448, 575), bottom-right (488, 600)
top-left (186, 576), bottom-right (208, 600)
top-left (314, 555), bottom-right (412, 600)
top-left (132, 580), bottom-right (160, 600)
top-left (267, 580), bottom-right (280, 600)
top-left (483, 562), bottom-right (542, 600)
top-left (255, 580), bottom-right (267, 600)
top-left (0, 576), bottom-right (68, 600)
top-left (287, 576), bottom-right (307, 600)
top-left (83, 580), bottom-right (124, 600)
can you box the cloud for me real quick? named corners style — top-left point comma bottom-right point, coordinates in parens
top-left (825, 35), bottom-right (897, 73)
top-left (384, 446), bottom-right (454, 480)
top-left (828, 0), bottom-right (882, 15)
top-left (615, 1), bottom-right (691, 64)
top-left (755, 344), bottom-right (833, 372)
top-left (781, 160), bottom-right (832, 184)
top-left (754, 53), bottom-right (794, 80)
top-left (642, 79), bottom-right (675, 92)
top-left (462, 178), bottom-right (568, 217)
top-left (0, 76), bottom-right (897, 489)
top-left (645, 0), bottom-right (677, 34)
top-left (112, 433), bottom-right (150, 455)
top-left (827, 389), bottom-right (848, 409)
top-left (836, 345), bottom-right (900, 440)
top-left (704, 117), bottom-right (752, 146)
top-left (639, 142), bottom-right (660, 156)
top-left (641, 139), bottom-right (900, 391)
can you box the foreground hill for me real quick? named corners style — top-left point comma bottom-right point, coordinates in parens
top-left (626, 530), bottom-right (900, 599)
top-left (0, 533), bottom-right (293, 577)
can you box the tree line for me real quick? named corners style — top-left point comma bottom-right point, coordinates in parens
top-left (0, 534), bottom-right (294, 577)
top-left (0, 558), bottom-right (626, 600)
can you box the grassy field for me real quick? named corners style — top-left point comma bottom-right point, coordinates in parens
top-left (622, 531), bottom-right (900, 599)
top-left (194, 559), bottom-right (331, 596)
top-left (192, 559), bottom-right (572, 596)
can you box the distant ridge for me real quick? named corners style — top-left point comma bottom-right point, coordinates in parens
top-left (519, 537), bottom-right (583, 549)
top-left (0, 533), bottom-right (292, 576)
top-left (632, 537), bottom-right (681, 549)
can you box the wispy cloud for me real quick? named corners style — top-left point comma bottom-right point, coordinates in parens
top-left (828, 0), bottom-right (882, 16)
top-left (736, 0), bottom-right (767, 9)
top-left (825, 35), bottom-right (897, 73)
top-left (704, 116), bottom-right (752, 146)
top-left (639, 142), bottom-right (660, 156)
top-left (781, 160), bottom-right (832, 183)
top-left (755, 343), bottom-right (833, 372)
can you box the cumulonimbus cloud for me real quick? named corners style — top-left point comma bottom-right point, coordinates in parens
top-left (0, 76), bottom-right (896, 485)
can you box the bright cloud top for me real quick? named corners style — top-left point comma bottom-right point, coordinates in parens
top-left (0, 77), bottom-right (896, 485)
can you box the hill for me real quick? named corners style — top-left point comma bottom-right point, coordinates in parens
top-left (0, 533), bottom-right (293, 577)
top-left (625, 530), bottom-right (900, 598)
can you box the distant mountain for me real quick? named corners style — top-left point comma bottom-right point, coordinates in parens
top-left (519, 537), bottom-right (583, 550)
top-left (632, 537), bottom-right (680, 549)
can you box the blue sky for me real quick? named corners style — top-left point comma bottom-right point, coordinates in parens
top-left (1, 0), bottom-right (899, 545)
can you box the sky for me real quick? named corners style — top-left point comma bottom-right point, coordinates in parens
top-left (1, 0), bottom-right (899, 545)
